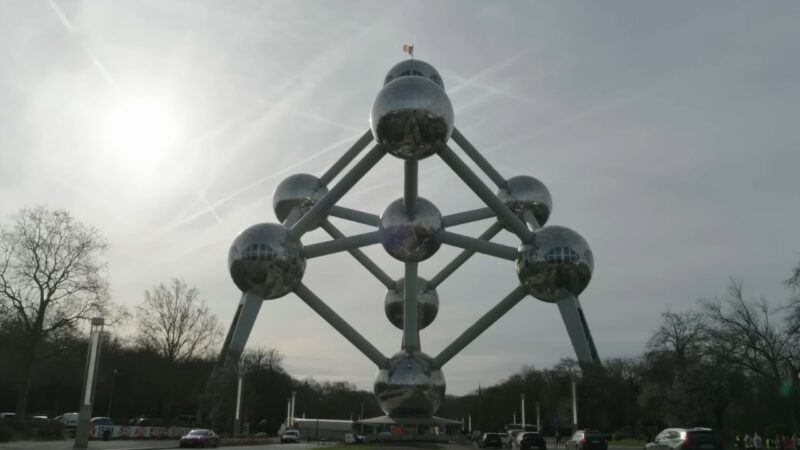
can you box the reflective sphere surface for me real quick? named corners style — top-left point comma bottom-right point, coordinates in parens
top-left (497, 175), bottom-right (552, 229)
top-left (384, 277), bottom-right (439, 330)
top-left (371, 77), bottom-right (454, 160)
top-left (517, 225), bottom-right (593, 302)
top-left (272, 174), bottom-right (328, 228)
top-left (374, 351), bottom-right (445, 417)
top-left (383, 59), bottom-right (445, 90)
top-left (228, 223), bottom-right (306, 299)
top-left (379, 198), bottom-right (443, 262)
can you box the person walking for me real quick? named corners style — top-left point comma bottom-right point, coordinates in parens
top-left (766, 435), bottom-right (774, 450)
top-left (746, 434), bottom-right (754, 450)
top-left (755, 433), bottom-right (763, 450)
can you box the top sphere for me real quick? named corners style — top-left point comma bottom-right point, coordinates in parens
top-left (272, 174), bottom-right (328, 229)
top-left (516, 225), bottom-right (593, 302)
top-left (384, 59), bottom-right (445, 90)
top-left (228, 223), bottom-right (306, 299)
top-left (497, 175), bottom-right (552, 229)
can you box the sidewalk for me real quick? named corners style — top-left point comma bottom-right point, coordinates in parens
top-left (0, 439), bottom-right (176, 450)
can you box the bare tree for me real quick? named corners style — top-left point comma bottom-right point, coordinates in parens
top-left (135, 278), bottom-right (222, 364)
top-left (0, 206), bottom-right (111, 419)
top-left (647, 309), bottom-right (706, 365)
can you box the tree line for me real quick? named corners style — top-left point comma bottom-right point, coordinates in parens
top-left (2, 206), bottom-right (800, 439)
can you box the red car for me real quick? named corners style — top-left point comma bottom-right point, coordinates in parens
top-left (179, 429), bottom-right (219, 448)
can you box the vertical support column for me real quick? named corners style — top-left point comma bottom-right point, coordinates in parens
top-left (291, 391), bottom-right (297, 427)
top-left (74, 317), bottom-right (104, 448)
top-left (402, 262), bottom-right (420, 352)
top-left (571, 379), bottom-right (578, 432)
top-left (536, 401), bottom-right (540, 432)
top-left (234, 365), bottom-right (243, 437)
top-left (404, 159), bottom-right (418, 215)
top-left (521, 394), bottom-right (526, 428)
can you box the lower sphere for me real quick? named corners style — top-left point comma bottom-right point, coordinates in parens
top-left (379, 198), bottom-right (443, 262)
top-left (384, 277), bottom-right (439, 330)
top-left (374, 351), bottom-right (445, 417)
top-left (516, 225), bottom-right (593, 302)
top-left (228, 223), bottom-right (306, 299)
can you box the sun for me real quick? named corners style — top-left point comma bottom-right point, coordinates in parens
top-left (101, 95), bottom-right (185, 170)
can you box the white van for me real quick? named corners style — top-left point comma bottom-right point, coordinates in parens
top-left (53, 412), bottom-right (79, 428)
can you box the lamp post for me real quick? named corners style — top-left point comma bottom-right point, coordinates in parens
top-left (234, 362), bottom-right (244, 437)
top-left (106, 369), bottom-right (117, 417)
top-left (521, 393), bottom-right (526, 428)
top-left (74, 317), bottom-right (104, 449)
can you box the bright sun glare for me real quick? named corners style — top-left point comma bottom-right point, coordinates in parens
top-left (101, 96), bottom-right (185, 170)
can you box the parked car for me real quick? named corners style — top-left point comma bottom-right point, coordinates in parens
top-left (480, 432), bottom-right (504, 449)
top-left (91, 417), bottom-right (114, 426)
top-left (645, 428), bottom-right (723, 450)
top-left (514, 432), bottom-right (547, 450)
top-left (53, 412), bottom-right (79, 428)
top-left (505, 430), bottom-right (526, 448)
top-left (0, 413), bottom-right (14, 421)
top-left (179, 428), bottom-right (219, 448)
top-left (281, 429), bottom-right (300, 444)
top-left (566, 430), bottom-right (608, 450)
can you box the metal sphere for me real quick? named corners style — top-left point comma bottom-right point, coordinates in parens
top-left (383, 59), bottom-right (445, 90)
top-left (228, 223), bottom-right (306, 299)
top-left (516, 225), bottom-right (593, 303)
top-left (379, 198), bottom-right (443, 262)
top-left (497, 175), bottom-right (552, 229)
top-left (374, 351), bottom-right (446, 417)
top-left (272, 174), bottom-right (328, 228)
top-left (384, 277), bottom-right (439, 330)
top-left (370, 77), bottom-right (454, 160)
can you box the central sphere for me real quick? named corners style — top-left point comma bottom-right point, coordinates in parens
top-left (228, 223), bottom-right (306, 299)
top-left (497, 175), bottom-right (552, 229)
top-left (379, 198), bottom-right (443, 262)
top-left (384, 277), bottom-right (439, 330)
top-left (272, 174), bottom-right (328, 229)
top-left (516, 225), bottom-right (593, 302)
top-left (374, 351), bottom-right (445, 417)
top-left (370, 76), bottom-right (454, 160)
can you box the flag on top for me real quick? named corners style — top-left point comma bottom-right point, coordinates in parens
top-left (402, 43), bottom-right (414, 59)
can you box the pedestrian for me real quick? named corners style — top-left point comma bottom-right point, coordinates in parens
top-left (746, 434), bottom-right (754, 450)
top-left (737, 435), bottom-right (744, 450)
top-left (783, 435), bottom-right (794, 450)
top-left (766, 435), bottom-right (774, 450)
top-left (755, 433), bottom-right (763, 450)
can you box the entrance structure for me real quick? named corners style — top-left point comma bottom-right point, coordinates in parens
top-left (216, 58), bottom-right (599, 423)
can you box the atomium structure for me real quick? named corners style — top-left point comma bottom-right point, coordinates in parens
top-left (216, 58), bottom-right (599, 422)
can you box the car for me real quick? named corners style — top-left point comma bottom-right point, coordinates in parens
top-left (480, 432), bottom-right (505, 448)
top-left (506, 430), bottom-right (526, 448)
top-left (179, 428), bottom-right (220, 448)
top-left (53, 412), bottom-right (79, 428)
top-left (281, 429), bottom-right (300, 444)
top-left (645, 428), bottom-right (723, 450)
top-left (91, 417), bottom-right (114, 426)
top-left (566, 430), bottom-right (608, 450)
top-left (514, 432), bottom-right (547, 450)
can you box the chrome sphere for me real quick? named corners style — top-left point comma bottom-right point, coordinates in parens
top-left (384, 277), bottom-right (439, 330)
top-left (379, 198), bottom-right (443, 261)
top-left (383, 59), bottom-right (445, 90)
top-left (497, 175), bottom-right (552, 229)
top-left (370, 77), bottom-right (454, 160)
top-left (374, 351), bottom-right (445, 417)
top-left (272, 174), bottom-right (328, 228)
top-left (516, 225), bottom-right (593, 303)
top-left (228, 223), bottom-right (306, 299)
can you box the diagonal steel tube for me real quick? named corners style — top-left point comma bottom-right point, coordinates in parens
top-left (319, 130), bottom-right (374, 185)
top-left (439, 146), bottom-right (533, 242)
top-left (402, 262), bottom-right (420, 352)
top-left (557, 295), bottom-right (601, 364)
top-left (294, 283), bottom-right (388, 368)
top-left (433, 285), bottom-right (529, 368)
top-left (523, 209), bottom-right (541, 232)
top-left (451, 127), bottom-right (507, 189)
top-left (441, 208), bottom-right (496, 227)
top-left (303, 231), bottom-right (381, 258)
top-left (216, 291), bottom-right (263, 367)
top-left (435, 230), bottom-right (518, 261)
top-left (428, 222), bottom-right (504, 289)
top-left (328, 205), bottom-right (381, 227)
top-left (290, 145), bottom-right (385, 238)
top-left (320, 220), bottom-right (395, 289)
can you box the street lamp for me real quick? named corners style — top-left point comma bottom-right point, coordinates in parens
top-left (74, 317), bottom-right (104, 449)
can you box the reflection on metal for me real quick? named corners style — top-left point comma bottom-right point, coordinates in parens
top-left (214, 57), bottom-right (603, 424)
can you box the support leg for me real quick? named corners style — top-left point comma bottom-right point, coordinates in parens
top-left (556, 295), bottom-right (600, 363)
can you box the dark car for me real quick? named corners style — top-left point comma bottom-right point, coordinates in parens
top-left (481, 432), bottom-right (504, 449)
top-left (179, 429), bottom-right (219, 448)
top-left (566, 430), bottom-right (608, 450)
top-left (515, 432), bottom-right (547, 450)
top-left (645, 428), bottom-right (723, 450)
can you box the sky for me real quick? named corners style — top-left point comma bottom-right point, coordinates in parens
top-left (1, 1), bottom-right (799, 397)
